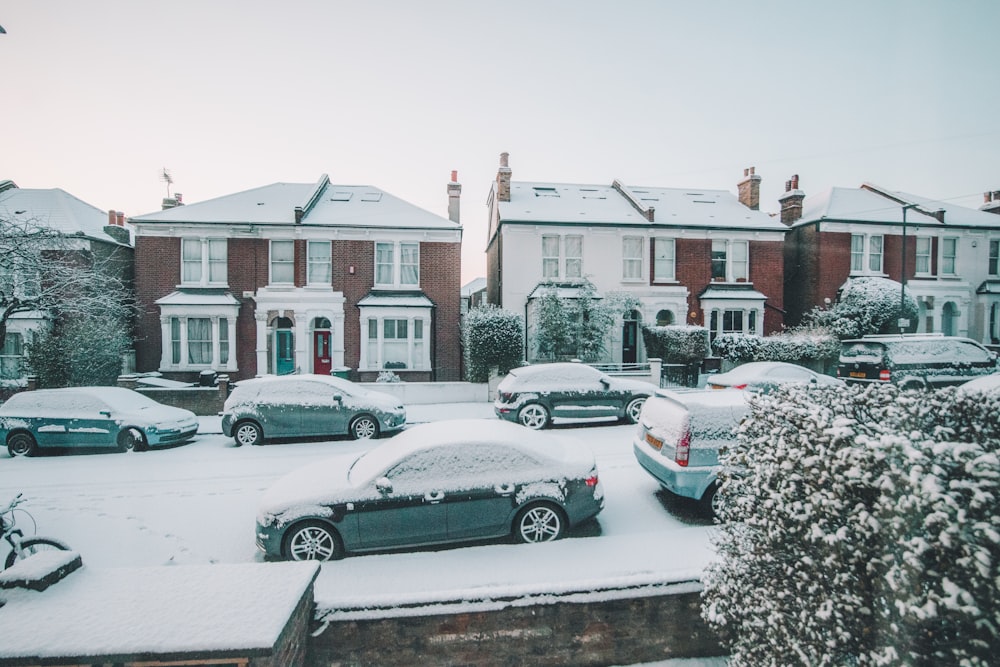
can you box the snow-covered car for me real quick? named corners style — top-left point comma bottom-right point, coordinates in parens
top-left (632, 388), bottom-right (747, 514)
top-left (0, 387), bottom-right (198, 457)
top-left (494, 362), bottom-right (653, 430)
top-left (837, 334), bottom-right (998, 389)
top-left (221, 374), bottom-right (406, 446)
top-left (707, 361), bottom-right (845, 392)
top-left (255, 418), bottom-right (604, 560)
top-left (957, 372), bottom-right (1000, 395)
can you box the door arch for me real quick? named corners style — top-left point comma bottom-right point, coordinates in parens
top-left (274, 316), bottom-right (295, 375)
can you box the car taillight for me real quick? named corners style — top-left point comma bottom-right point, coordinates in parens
top-left (879, 369), bottom-right (891, 382)
top-left (585, 474), bottom-right (599, 487)
top-left (675, 429), bottom-right (691, 467)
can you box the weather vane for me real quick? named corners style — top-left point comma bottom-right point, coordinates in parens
top-left (160, 168), bottom-right (174, 197)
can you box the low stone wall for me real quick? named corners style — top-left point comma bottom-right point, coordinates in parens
top-left (308, 582), bottom-right (725, 666)
top-left (117, 375), bottom-right (231, 416)
top-left (359, 381), bottom-right (489, 404)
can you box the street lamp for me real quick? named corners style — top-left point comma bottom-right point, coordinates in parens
top-left (900, 203), bottom-right (919, 332)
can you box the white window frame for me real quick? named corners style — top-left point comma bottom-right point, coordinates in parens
top-left (374, 241), bottom-right (420, 288)
top-left (622, 236), bottom-right (644, 281)
top-left (359, 309), bottom-right (431, 371)
top-left (915, 236), bottom-right (932, 275)
top-left (161, 313), bottom-right (238, 372)
top-left (564, 235), bottom-right (582, 279)
top-left (653, 237), bottom-right (676, 282)
top-left (940, 237), bottom-right (957, 276)
top-left (180, 238), bottom-right (227, 287)
top-left (269, 240), bottom-right (295, 285)
top-left (542, 235), bottom-right (560, 279)
top-left (990, 239), bottom-right (1000, 277)
top-left (307, 240), bottom-right (332, 285)
top-left (850, 233), bottom-right (884, 275)
top-left (711, 239), bottom-right (749, 282)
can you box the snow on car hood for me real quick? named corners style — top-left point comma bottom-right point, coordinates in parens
top-left (257, 452), bottom-right (361, 527)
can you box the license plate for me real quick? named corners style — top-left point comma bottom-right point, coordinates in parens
top-left (645, 432), bottom-right (663, 450)
top-left (849, 371), bottom-right (866, 378)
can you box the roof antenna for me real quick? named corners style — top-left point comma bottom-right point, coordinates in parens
top-left (160, 168), bottom-right (174, 197)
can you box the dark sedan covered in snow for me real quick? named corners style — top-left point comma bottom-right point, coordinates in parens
top-left (221, 374), bottom-right (406, 445)
top-left (255, 419), bottom-right (605, 560)
top-left (0, 387), bottom-right (198, 456)
top-left (494, 362), bottom-right (653, 429)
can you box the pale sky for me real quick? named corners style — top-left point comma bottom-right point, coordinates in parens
top-left (2, 0), bottom-right (998, 284)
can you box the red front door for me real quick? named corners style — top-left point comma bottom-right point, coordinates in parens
top-left (313, 331), bottom-right (332, 375)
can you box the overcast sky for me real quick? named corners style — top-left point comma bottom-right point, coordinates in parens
top-left (2, 0), bottom-right (998, 283)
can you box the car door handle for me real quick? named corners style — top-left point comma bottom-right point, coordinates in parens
top-left (494, 484), bottom-right (515, 496)
top-left (424, 491), bottom-right (445, 503)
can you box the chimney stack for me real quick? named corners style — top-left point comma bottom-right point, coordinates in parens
top-left (778, 174), bottom-right (805, 225)
top-left (981, 190), bottom-right (1000, 216)
top-left (447, 170), bottom-right (462, 224)
top-left (737, 166), bottom-right (761, 210)
top-left (104, 210), bottom-right (131, 243)
top-left (497, 152), bottom-right (512, 203)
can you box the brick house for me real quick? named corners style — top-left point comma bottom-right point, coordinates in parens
top-left (0, 180), bottom-right (133, 382)
top-left (782, 178), bottom-right (1000, 344)
top-left (129, 174), bottom-right (462, 383)
top-left (486, 154), bottom-right (787, 363)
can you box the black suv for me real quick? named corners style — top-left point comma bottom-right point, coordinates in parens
top-left (837, 334), bottom-right (998, 390)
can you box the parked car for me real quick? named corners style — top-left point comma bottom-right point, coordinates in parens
top-left (221, 374), bottom-right (406, 446)
top-left (957, 372), bottom-right (1000, 395)
top-left (494, 362), bottom-right (654, 430)
top-left (255, 418), bottom-right (604, 560)
top-left (632, 388), bottom-right (747, 514)
top-left (836, 334), bottom-right (998, 390)
top-left (0, 387), bottom-right (198, 457)
top-left (707, 361), bottom-right (845, 392)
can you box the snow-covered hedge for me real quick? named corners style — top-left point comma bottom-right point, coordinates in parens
top-left (641, 325), bottom-right (708, 364)
top-left (704, 384), bottom-right (1000, 666)
top-left (712, 328), bottom-right (840, 367)
top-left (805, 276), bottom-right (919, 339)
top-left (462, 304), bottom-right (524, 383)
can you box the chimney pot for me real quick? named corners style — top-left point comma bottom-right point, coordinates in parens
top-left (743, 168), bottom-right (749, 177)
top-left (497, 152), bottom-right (512, 203)
top-left (108, 210), bottom-right (117, 226)
top-left (749, 166), bottom-right (755, 175)
top-left (500, 152), bottom-right (509, 168)
top-left (451, 170), bottom-right (458, 183)
top-left (116, 211), bottom-right (125, 226)
top-left (791, 175), bottom-right (799, 190)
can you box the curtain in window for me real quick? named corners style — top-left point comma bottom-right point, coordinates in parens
top-left (542, 236), bottom-right (560, 278)
top-left (271, 240), bottom-right (295, 284)
top-left (308, 241), bottom-right (332, 284)
top-left (731, 242), bottom-right (748, 280)
top-left (208, 239), bottom-right (227, 283)
top-left (850, 235), bottom-right (864, 272)
top-left (400, 244), bottom-right (419, 285)
top-left (565, 236), bottom-right (582, 278)
top-left (654, 238), bottom-right (675, 282)
top-left (868, 236), bottom-right (883, 272)
top-left (711, 240), bottom-right (727, 279)
top-left (182, 239), bottom-right (202, 283)
top-left (219, 318), bottom-right (229, 365)
top-left (623, 237), bottom-right (643, 280)
top-left (187, 318), bottom-right (212, 365)
top-left (376, 243), bottom-right (394, 284)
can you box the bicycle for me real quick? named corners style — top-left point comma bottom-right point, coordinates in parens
top-left (2, 493), bottom-right (70, 570)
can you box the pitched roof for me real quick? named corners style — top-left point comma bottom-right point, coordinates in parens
top-left (499, 180), bottom-right (785, 231)
top-left (0, 183), bottom-right (130, 246)
top-left (130, 175), bottom-right (459, 231)
top-left (795, 184), bottom-right (1000, 229)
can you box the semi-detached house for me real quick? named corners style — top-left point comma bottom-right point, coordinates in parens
top-left (130, 174), bottom-right (463, 383)
top-left (486, 154), bottom-right (788, 363)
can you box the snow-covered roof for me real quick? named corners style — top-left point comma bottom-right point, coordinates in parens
top-left (0, 561), bottom-right (319, 660)
top-left (795, 184), bottom-right (1000, 230)
top-left (155, 290), bottom-right (241, 307)
top-left (357, 293), bottom-right (435, 308)
top-left (0, 184), bottom-right (131, 246)
top-left (130, 176), bottom-right (459, 231)
top-left (499, 180), bottom-right (785, 231)
top-left (699, 285), bottom-right (768, 301)
top-left (461, 277), bottom-right (487, 296)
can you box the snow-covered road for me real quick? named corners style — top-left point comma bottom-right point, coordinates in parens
top-left (0, 403), bottom-right (717, 611)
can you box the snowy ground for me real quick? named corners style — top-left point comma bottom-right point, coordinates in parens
top-left (0, 403), bottom-right (719, 619)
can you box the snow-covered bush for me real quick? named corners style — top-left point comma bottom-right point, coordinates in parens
top-left (26, 312), bottom-right (132, 387)
top-left (642, 325), bottom-right (708, 364)
top-left (462, 304), bottom-right (523, 382)
top-left (375, 370), bottom-right (401, 383)
top-left (710, 332), bottom-right (761, 364)
top-left (704, 384), bottom-right (1000, 666)
top-left (530, 282), bottom-right (640, 362)
top-left (805, 276), bottom-right (919, 339)
top-left (712, 328), bottom-right (840, 367)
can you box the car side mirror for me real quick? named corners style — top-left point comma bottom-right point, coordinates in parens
top-left (333, 393), bottom-right (343, 403)
top-left (100, 410), bottom-right (112, 418)
top-left (376, 477), bottom-right (393, 494)
top-left (600, 378), bottom-right (610, 388)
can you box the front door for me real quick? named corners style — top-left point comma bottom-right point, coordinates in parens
top-left (622, 311), bottom-right (639, 365)
top-left (313, 330), bottom-right (332, 375)
top-left (275, 329), bottom-right (295, 375)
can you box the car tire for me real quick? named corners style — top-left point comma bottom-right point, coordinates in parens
top-left (514, 502), bottom-right (565, 543)
top-left (699, 482), bottom-right (721, 518)
top-left (118, 427), bottom-right (147, 453)
top-left (900, 379), bottom-right (927, 391)
top-left (283, 521), bottom-right (344, 561)
top-left (7, 432), bottom-right (37, 457)
top-left (233, 421), bottom-right (263, 447)
top-left (517, 403), bottom-right (549, 430)
top-left (624, 397), bottom-right (646, 424)
top-left (350, 415), bottom-right (380, 440)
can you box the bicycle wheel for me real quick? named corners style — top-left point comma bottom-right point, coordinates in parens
top-left (4, 537), bottom-right (71, 569)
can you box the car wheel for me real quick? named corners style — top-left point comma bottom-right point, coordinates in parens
top-left (350, 415), bottom-right (380, 440)
top-left (517, 403), bottom-right (549, 430)
top-left (900, 379), bottom-right (926, 391)
top-left (284, 521), bottom-right (344, 561)
top-left (515, 502), bottom-right (565, 543)
top-left (118, 427), bottom-right (147, 453)
top-left (233, 421), bottom-right (263, 447)
top-left (624, 397), bottom-right (646, 424)
top-left (7, 432), bottom-right (37, 457)
top-left (699, 483), bottom-right (721, 518)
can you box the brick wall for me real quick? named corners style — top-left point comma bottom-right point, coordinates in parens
top-left (134, 236), bottom-right (181, 374)
top-left (257, 584), bottom-right (316, 667)
top-left (676, 238), bottom-right (712, 325)
top-left (748, 239), bottom-right (785, 334)
top-left (421, 241), bottom-right (462, 381)
top-left (307, 586), bottom-right (725, 666)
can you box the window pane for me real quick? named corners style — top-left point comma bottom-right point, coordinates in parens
top-left (869, 236), bottom-right (883, 272)
top-left (712, 240), bottom-right (727, 279)
top-left (942, 238), bottom-right (957, 274)
top-left (368, 319), bottom-right (378, 339)
top-left (851, 235), bottom-right (864, 272)
top-left (623, 237), bottom-right (643, 279)
top-left (542, 236), bottom-right (559, 278)
top-left (182, 239), bottom-right (202, 283)
top-left (187, 318), bottom-right (211, 365)
top-left (208, 239), bottom-right (227, 283)
top-left (308, 241), bottom-right (332, 284)
top-left (565, 235), bottom-right (582, 278)
top-left (400, 243), bottom-right (419, 285)
top-left (219, 318), bottom-right (229, 365)
top-left (990, 240), bottom-right (999, 276)
top-left (731, 241), bottom-right (748, 280)
top-left (654, 238), bottom-right (675, 281)
top-left (171, 318), bottom-right (181, 364)
top-left (916, 237), bottom-right (931, 274)
top-left (414, 319), bottom-right (423, 339)
top-left (376, 243), bottom-right (394, 284)
top-left (271, 241), bottom-right (294, 284)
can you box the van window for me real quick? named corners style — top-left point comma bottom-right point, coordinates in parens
top-left (840, 343), bottom-right (883, 360)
